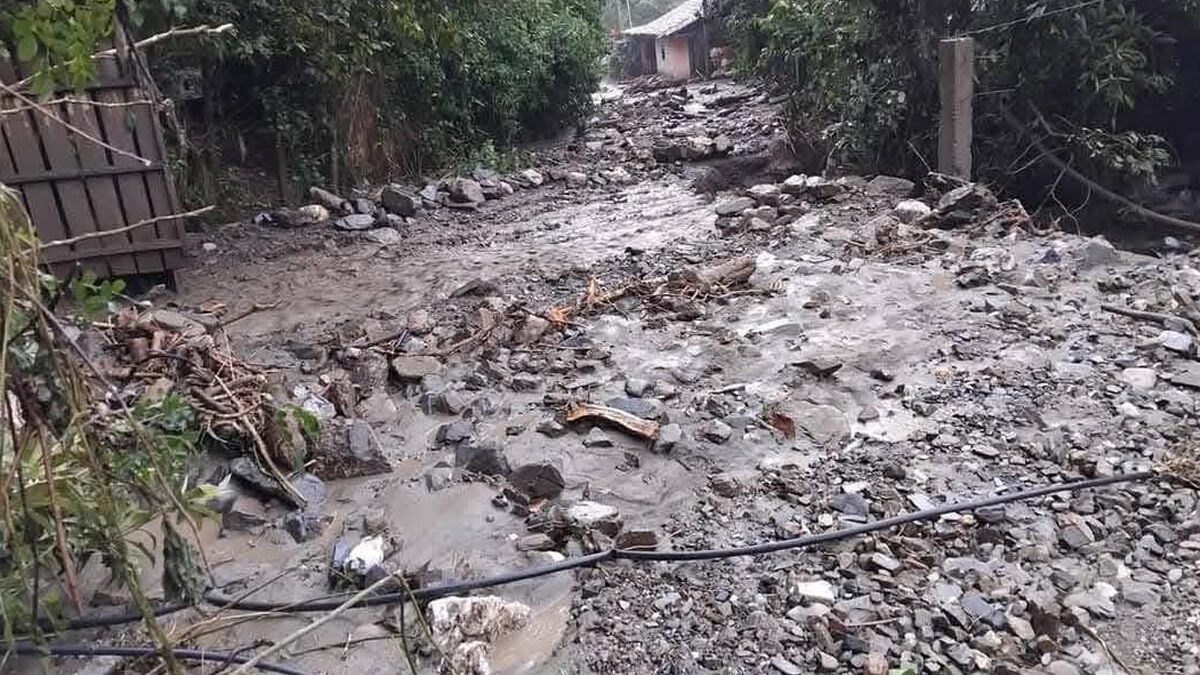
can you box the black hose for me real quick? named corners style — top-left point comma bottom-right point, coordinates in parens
top-left (21, 471), bottom-right (1156, 632)
top-left (11, 643), bottom-right (311, 675)
top-left (206, 470), bottom-right (1153, 610)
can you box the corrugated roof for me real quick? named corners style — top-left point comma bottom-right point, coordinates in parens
top-left (624, 0), bottom-right (704, 38)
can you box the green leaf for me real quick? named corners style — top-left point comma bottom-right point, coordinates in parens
top-left (16, 35), bottom-right (38, 62)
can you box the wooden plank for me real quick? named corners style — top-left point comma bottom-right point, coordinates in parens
top-left (128, 49), bottom-right (185, 281)
top-left (93, 54), bottom-right (158, 274)
top-left (34, 100), bottom-right (107, 262)
top-left (0, 162), bottom-right (165, 185)
top-left (0, 90), bottom-right (72, 250)
top-left (41, 236), bottom-right (183, 263)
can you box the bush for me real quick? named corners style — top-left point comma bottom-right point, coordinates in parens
top-left (747, 0), bottom-right (1200, 193)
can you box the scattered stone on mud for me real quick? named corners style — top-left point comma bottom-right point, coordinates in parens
top-left (655, 423), bottom-right (682, 452)
top-left (508, 462), bottom-right (565, 500)
top-left (448, 177), bottom-right (486, 204)
top-left (699, 419), bottom-right (732, 444)
top-left (516, 533), bottom-right (556, 551)
top-left (455, 439), bottom-right (511, 476)
top-left (893, 199), bottom-right (932, 224)
top-left (715, 197), bottom-right (755, 217)
top-left (583, 427), bottom-right (614, 447)
top-left (391, 354), bottom-right (442, 382)
top-left (536, 419), bottom-right (569, 438)
top-left (562, 501), bottom-right (623, 537)
top-left (332, 213), bottom-right (376, 231)
top-left (866, 175), bottom-right (915, 196)
top-left (380, 184), bottom-right (419, 216)
top-left (429, 596), bottom-right (531, 675)
top-left (309, 419), bottom-right (392, 480)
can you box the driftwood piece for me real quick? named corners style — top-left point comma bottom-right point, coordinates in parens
top-left (1100, 303), bottom-right (1198, 335)
top-left (565, 403), bottom-right (660, 440)
top-left (309, 186), bottom-right (351, 215)
top-left (697, 256), bottom-right (756, 288)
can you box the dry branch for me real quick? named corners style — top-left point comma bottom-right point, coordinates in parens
top-left (0, 81), bottom-right (152, 167)
top-left (38, 206), bottom-right (214, 251)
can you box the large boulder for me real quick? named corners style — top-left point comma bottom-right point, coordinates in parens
top-left (448, 178), bottom-right (486, 204)
top-left (380, 184), bottom-right (419, 217)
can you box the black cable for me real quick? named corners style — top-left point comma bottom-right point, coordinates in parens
top-left (206, 470), bottom-right (1153, 610)
top-left (21, 471), bottom-right (1156, 631)
top-left (11, 643), bottom-right (311, 675)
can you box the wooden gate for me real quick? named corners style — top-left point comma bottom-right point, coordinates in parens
top-left (0, 48), bottom-right (183, 281)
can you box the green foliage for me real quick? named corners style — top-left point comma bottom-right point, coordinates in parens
top-left (135, 0), bottom-right (605, 190)
top-left (71, 269), bottom-right (125, 321)
top-left (1, 0), bottom-right (116, 94)
top-left (749, 0), bottom-right (1200, 191)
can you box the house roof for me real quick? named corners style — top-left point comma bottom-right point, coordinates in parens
top-left (624, 0), bottom-right (704, 38)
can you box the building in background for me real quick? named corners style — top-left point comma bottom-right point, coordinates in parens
top-left (623, 0), bottom-right (708, 80)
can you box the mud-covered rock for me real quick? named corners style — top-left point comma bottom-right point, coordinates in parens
top-left (509, 462), bottom-right (565, 500)
top-left (455, 439), bottom-right (511, 476)
top-left (309, 419), bottom-right (392, 480)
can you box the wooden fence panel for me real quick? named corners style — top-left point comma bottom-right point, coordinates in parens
top-left (0, 40), bottom-right (183, 282)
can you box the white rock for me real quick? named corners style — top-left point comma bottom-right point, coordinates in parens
top-left (782, 174), bottom-right (808, 195)
top-left (201, 242), bottom-right (218, 252)
top-left (361, 227), bottom-right (402, 245)
top-left (792, 580), bottom-right (837, 605)
top-left (344, 535), bottom-right (385, 574)
top-left (1118, 367), bottom-right (1157, 391)
top-left (517, 168), bottom-right (544, 187)
top-left (565, 171), bottom-right (588, 187)
top-left (429, 596), bottom-right (531, 675)
top-left (748, 318), bottom-right (803, 337)
top-left (893, 199), bottom-right (932, 224)
top-left (1160, 330), bottom-right (1193, 354)
top-left (747, 183), bottom-right (782, 204)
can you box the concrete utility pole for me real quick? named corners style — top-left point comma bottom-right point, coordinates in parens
top-left (938, 37), bottom-right (974, 180)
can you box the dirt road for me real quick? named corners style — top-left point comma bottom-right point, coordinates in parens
top-left (106, 79), bottom-right (1200, 674)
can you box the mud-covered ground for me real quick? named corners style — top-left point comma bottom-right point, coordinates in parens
top-left (43, 79), bottom-right (1200, 675)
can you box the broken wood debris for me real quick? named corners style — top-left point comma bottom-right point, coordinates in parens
top-left (565, 403), bottom-right (660, 441)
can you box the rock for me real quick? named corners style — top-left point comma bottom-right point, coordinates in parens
top-left (747, 183), bottom-right (782, 205)
top-left (583, 427), bottom-right (613, 447)
top-left (517, 168), bottom-right (544, 187)
top-left (869, 552), bottom-right (901, 572)
top-left (857, 406), bottom-right (880, 423)
top-left (564, 501), bottom-right (622, 536)
top-left (615, 530), bottom-right (658, 549)
top-left (601, 167), bottom-right (633, 184)
top-left (362, 507), bottom-right (387, 534)
top-left (805, 176), bottom-right (844, 200)
top-left (1119, 367), bottom-right (1157, 390)
top-left (700, 419), bottom-right (733, 444)
top-left (283, 511), bottom-right (326, 543)
top-left (565, 171), bottom-right (588, 186)
top-left (818, 652), bottom-right (839, 670)
top-left (830, 492), bottom-right (869, 518)
top-left (437, 420), bottom-right (474, 444)
top-left (866, 175), bottom-right (915, 196)
top-left (930, 183), bottom-right (998, 228)
top-left (781, 400), bottom-right (850, 448)
top-left (391, 355), bottom-right (442, 382)
top-left (603, 396), bottom-right (663, 420)
top-left (1160, 330), bottom-right (1193, 354)
top-left (361, 227), bottom-right (402, 245)
top-left (750, 318), bottom-right (803, 337)
top-left (513, 315), bottom-right (550, 345)
top-left (455, 440), bottom-right (511, 476)
top-left (406, 309), bottom-right (435, 335)
top-left (792, 580), bottom-right (837, 605)
top-left (332, 213), bottom-right (375, 231)
top-left (517, 533), bottom-right (556, 551)
top-left (710, 472), bottom-right (750, 498)
top-left (1046, 661), bottom-right (1081, 675)
top-left (509, 462), bottom-right (565, 499)
top-left (380, 184), bottom-right (418, 216)
top-left (448, 178), bottom-right (486, 204)
top-left (310, 419), bottom-right (392, 480)
top-left (536, 419), bottom-right (569, 438)
top-left (1077, 236), bottom-right (1118, 269)
top-left (230, 456), bottom-right (297, 505)
top-left (429, 596), bottom-right (531, 675)
top-left (510, 375), bottom-right (541, 391)
top-left (1120, 579), bottom-right (1160, 606)
top-left (771, 656), bottom-right (802, 675)
top-left (893, 199), bottom-right (932, 224)
top-left (782, 174), bottom-right (808, 195)
top-left (201, 241), bottom-right (218, 252)
top-left (352, 197), bottom-right (375, 215)
top-left (715, 197), bottom-right (756, 217)
top-left (713, 135), bottom-right (733, 154)
top-left (1007, 615), bottom-right (1035, 641)
top-left (624, 378), bottom-right (650, 397)
top-left (223, 494), bottom-right (268, 532)
top-left (450, 277), bottom-right (501, 297)
top-left (1170, 364), bottom-right (1200, 388)
top-left (425, 464), bottom-right (455, 491)
top-left (290, 473), bottom-right (327, 506)
top-left (1060, 518), bottom-right (1095, 549)
top-left (656, 423), bottom-right (682, 451)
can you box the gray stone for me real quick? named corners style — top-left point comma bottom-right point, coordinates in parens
top-left (601, 167), bottom-right (633, 184)
top-left (517, 533), bottom-right (556, 551)
top-left (715, 197), bottom-right (756, 217)
top-left (656, 423), bottom-right (683, 452)
top-left (509, 462), bottom-right (565, 499)
top-left (625, 378), bottom-right (651, 397)
top-left (792, 580), bottom-right (837, 605)
top-left (583, 427), bottom-right (613, 447)
top-left (564, 501), bottom-right (622, 536)
top-left (818, 652), bottom-right (839, 671)
top-left (448, 177), bottom-right (485, 204)
top-left (1007, 615), bottom-right (1035, 640)
top-left (1120, 579), bottom-right (1160, 606)
top-left (425, 464), bottom-right (454, 491)
top-left (1060, 519), bottom-right (1095, 549)
top-left (700, 419), bottom-right (733, 444)
top-left (869, 552), bottom-right (901, 572)
top-left (406, 309), bottom-right (435, 335)
top-left (866, 175), bottom-right (915, 196)
top-left (805, 176), bottom-right (845, 200)
top-left (310, 419), bottom-right (391, 480)
top-left (781, 400), bottom-right (850, 448)
top-left (361, 227), bottom-right (402, 245)
top-left (454, 440), bottom-right (511, 476)
top-left (380, 184), bottom-right (418, 216)
top-left (1119, 367), bottom-right (1157, 391)
top-left (332, 213), bottom-right (375, 231)
top-left (747, 183), bottom-right (783, 205)
top-left (536, 419), bottom-right (569, 438)
top-left (352, 197), bottom-right (375, 215)
top-left (894, 199), bottom-right (932, 224)
top-left (1046, 661), bottom-right (1081, 675)
top-left (437, 420), bottom-right (474, 444)
top-left (1160, 330), bottom-right (1193, 354)
top-left (750, 318), bottom-right (803, 337)
top-left (390, 355), bottom-right (442, 382)
top-left (615, 530), bottom-right (658, 549)
top-left (1171, 364), bottom-right (1200, 388)
top-left (604, 396), bottom-right (663, 420)
top-left (223, 495), bottom-right (268, 532)
top-left (511, 374), bottom-right (541, 391)
top-left (1077, 236), bottom-right (1117, 269)
top-left (517, 168), bottom-right (544, 187)
top-left (565, 171), bottom-right (588, 187)
top-left (782, 174), bottom-right (808, 195)
top-left (283, 511), bottom-right (326, 543)
top-left (830, 492), bottom-right (869, 517)
top-left (771, 656), bottom-right (802, 675)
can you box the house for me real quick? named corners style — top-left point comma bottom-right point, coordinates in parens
top-left (624, 0), bottom-right (708, 81)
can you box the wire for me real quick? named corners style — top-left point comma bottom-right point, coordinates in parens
top-left (18, 471), bottom-right (1156, 634)
top-left (10, 643), bottom-right (311, 675)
